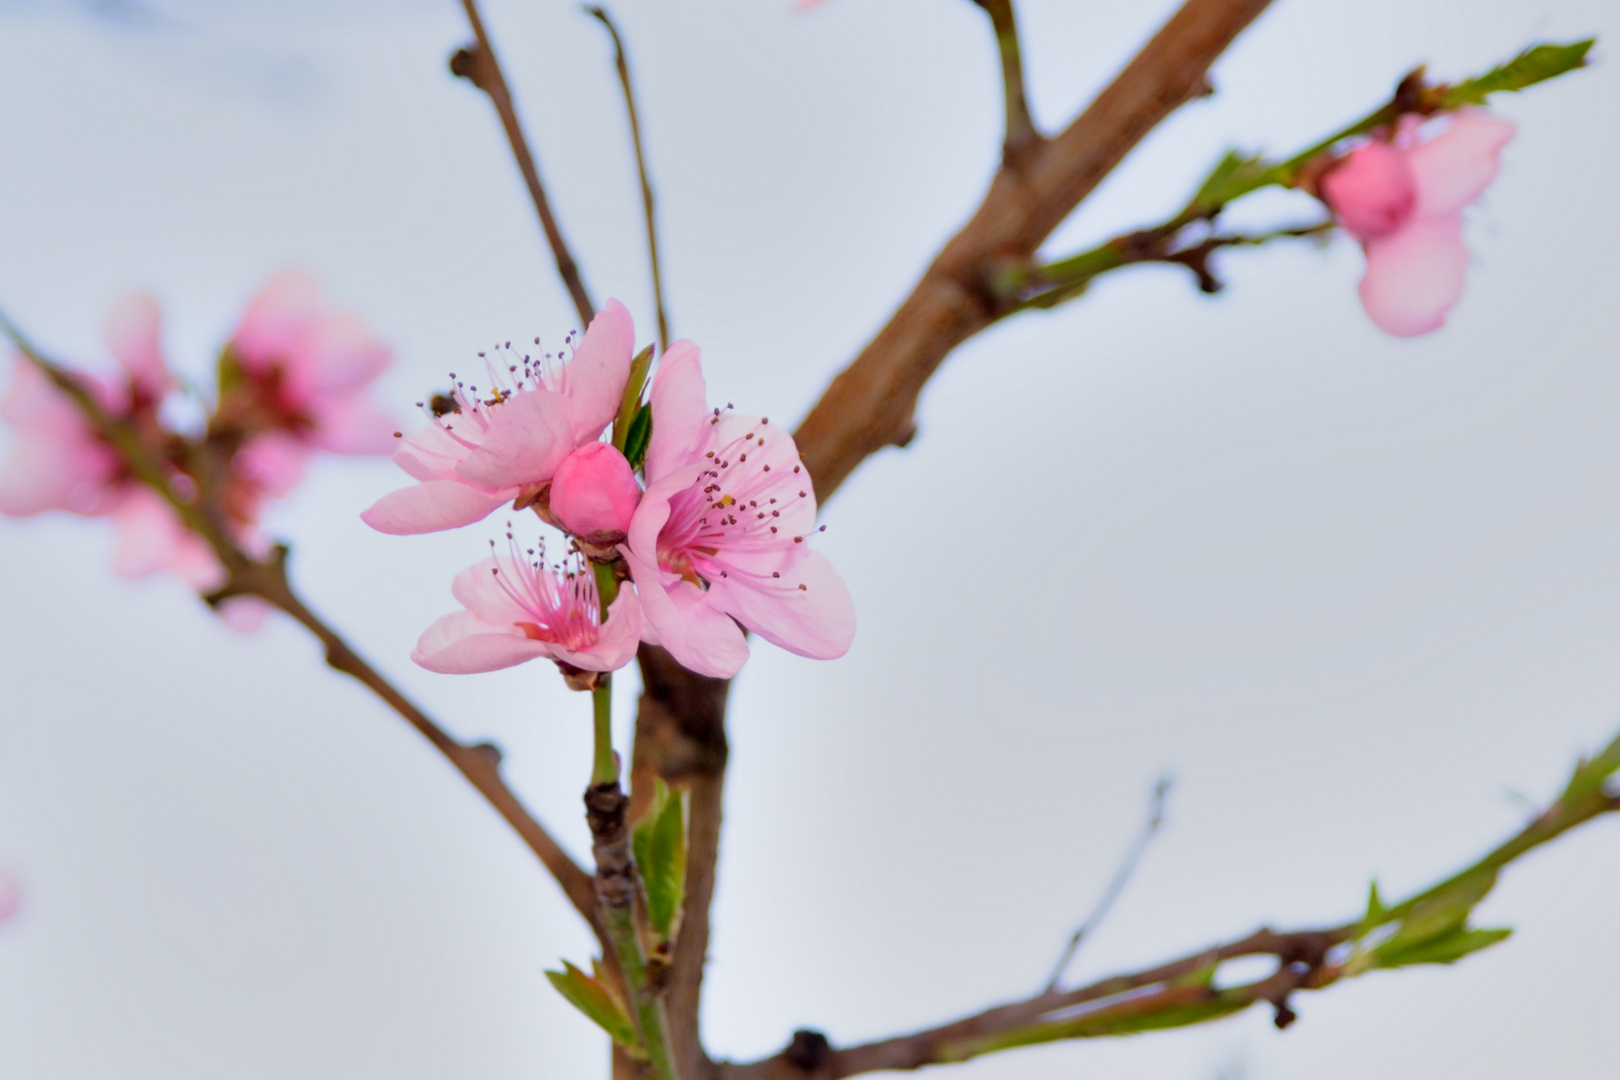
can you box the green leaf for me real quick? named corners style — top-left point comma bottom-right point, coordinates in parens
top-left (1384, 867), bottom-right (1497, 950)
top-left (545, 961), bottom-right (642, 1053)
top-left (1368, 926), bottom-right (1512, 970)
top-left (1189, 149), bottom-right (1269, 213)
top-left (1363, 878), bottom-right (1388, 929)
top-left (624, 402), bottom-right (654, 472)
top-left (632, 779), bottom-right (688, 940)
top-left (1557, 730), bottom-right (1620, 809)
top-left (1442, 39), bottom-right (1594, 108)
top-left (613, 343), bottom-right (656, 451)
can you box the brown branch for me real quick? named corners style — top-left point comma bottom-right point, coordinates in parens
top-left (629, 644), bottom-right (732, 1080)
top-left (793, 0), bottom-right (1273, 502)
top-left (452, 0), bottom-right (595, 329)
top-left (228, 551), bottom-right (602, 930)
top-left (972, 0), bottom-right (1042, 166)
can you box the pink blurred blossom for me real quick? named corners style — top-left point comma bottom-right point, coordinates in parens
top-left (0, 298), bottom-right (236, 594)
top-left (620, 342), bottom-right (854, 679)
top-left (413, 541), bottom-right (641, 675)
top-left (549, 441), bottom-right (641, 545)
top-left (0, 869), bottom-right (19, 923)
top-left (1321, 111), bottom-right (1515, 337)
top-left (362, 300), bottom-right (636, 536)
top-left (225, 272), bottom-right (397, 496)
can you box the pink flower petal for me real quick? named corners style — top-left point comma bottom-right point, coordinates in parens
top-left (111, 489), bottom-right (225, 590)
top-left (709, 549), bottom-right (854, 660)
top-left (0, 359), bottom-right (121, 516)
top-left (1358, 215), bottom-right (1469, 337)
top-left (308, 393), bottom-right (398, 456)
top-left (392, 424), bottom-right (468, 482)
top-left (361, 479), bottom-right (514, 535)
top-left (621, 543), bottom-right (750, 678)
top-left (103, 293), bottom-right (169, 402)
top-left (0, 870), bottom-right (19, 923)
top-left (412, 610), bottom-right (553, 673)
top-left (236, 433), bottom-right (310, 498)
top-left (231, 272), bottom-right (321, 375)
top-left (643, 341), bottom-right (709, 482)
top-left (1408, 111), bottom-right (1515, 218)
top-left (560, 299), bottom-right (636, 445)
top-left (1321, 141), bottom-right (1416, 240)
top-left (217, 596), bottom-right (271, 632)
top-left (451, 556), bottom-right (536, 626)
top-left (294, 312), bottom-right (391, 396)
top-left (552, 586), bottom-right (643, 672)
top-left (455, 389), bottom-right (574, 489)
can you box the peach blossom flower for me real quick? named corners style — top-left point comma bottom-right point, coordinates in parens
top-left (619, 342), bottom-right (854, 679)
top-left (1320, 111), bottom-right (1515, 337)
top-left (413, 537), bottom-right (641, 676)
top-left (549, 441), bottom-right (641, 545)
top-left (362, 300), bottom-right (636, 535)
top-left (0, 297), bottom-right (228, 591)
top-left (224, 272), bottom-right (397, 497)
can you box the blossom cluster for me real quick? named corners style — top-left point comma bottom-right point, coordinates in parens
top-left (0, 274), bottom-right (395, 628)
top-left (1318, 109), bottom-right (1515, 337)
top-left (365, 300), bottom-right (855, 682)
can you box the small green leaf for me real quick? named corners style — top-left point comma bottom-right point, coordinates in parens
top-left (1189, 149), bottom-right (1270, 213)
top-left (633, 778), bottom-right (688, 939)
top-left (1384, 867), bottom-right (1497, 950)
top-left (1557, 730), bottom-right (1620, 809)
top-left (1442, 39), bottom-right (1594, 108)
top-left (545, 961), bottom-right (642, 1053)
top-left (1363, 879), bottom-right (1388, 930)
top-left (216, 346), bottom-right (246, 398)
top-left (1369, 926), bottom-right (1512, 970)
top-left (624, 403), bottom-right (654, 472)
top-left (613, 343), bottom-right (656, 451)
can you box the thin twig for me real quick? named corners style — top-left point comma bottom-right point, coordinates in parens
top-left (973, 0), bottom-right (1042, 165)
top-left (586, 6), bottom-right (670, 349)
top-left (1044, 776), bottom-right (1171, 993)
top-left (453, 0), bottom-right (595, 328)
top-left (0, 310), bottom-right (602, 931)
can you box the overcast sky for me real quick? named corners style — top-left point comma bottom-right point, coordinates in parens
top-left (1, 1), bottom-right (1617, 1078)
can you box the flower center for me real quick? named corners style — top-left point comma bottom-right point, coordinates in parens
top-left (489, 532), bottom-right (601, 652)
top-left (655, 414), bottom-right (820, 591)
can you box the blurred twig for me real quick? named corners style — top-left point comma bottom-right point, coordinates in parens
top-left (452, 0), bottom-right (596, 328)
top-left (1045, 776), bottom-right (1172, 993)
top-left (586, 6), bottom-right (670, 350)
top-left (972, 0), bottom-right (1042, 165)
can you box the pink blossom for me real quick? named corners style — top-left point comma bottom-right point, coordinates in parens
top-left (619, 343), bottom-right (854, 679)
top-left (0, 297), bottom-right (270, 625)
top-left (1321, 111), bottom-right (1515, 337)
top-left (226, 272), bottom-right (397, 496)
top-left (550, 441), bottom-right (640, 545)
top-left (0, 869), bottom-right (19, 924)
top-left (413, 540), bottom-right (641, 675)
top-left (362, 300), bottom-right (636, 536)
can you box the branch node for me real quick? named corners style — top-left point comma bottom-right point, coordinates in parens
top-left (469, 741), bottom-right (504, 769)
top-left (448, 44), bottom-right (480, 82)
top-left (784, 1029), bottom-right (833, 1073)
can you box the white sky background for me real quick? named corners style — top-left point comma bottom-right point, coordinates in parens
top-left (0, 0), bottom-right (1617, 1076)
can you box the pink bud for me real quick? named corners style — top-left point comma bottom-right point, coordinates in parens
top-left (1321, 141), bottom-right (1416, 240)
top-left (549, 442), bottom-right (640, 544)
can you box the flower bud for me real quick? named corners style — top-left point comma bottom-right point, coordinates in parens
top-left (1320, 141), bottom-right (1416, 240)
top-left (549, 441), bottom-right (640, 544)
